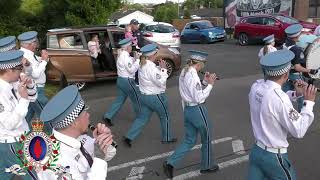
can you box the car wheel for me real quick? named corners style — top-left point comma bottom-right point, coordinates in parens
top-left (239, 33), bottom-right (249, 46)
top-left (200, 36), bottom-right (208, 44)
top-left (69, 82), bottom-right (86, 91)
top-left (165, 60), bottom-right (174, 77)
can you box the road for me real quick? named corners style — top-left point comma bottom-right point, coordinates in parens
top-left (81, 40), bottom-right (320, 180)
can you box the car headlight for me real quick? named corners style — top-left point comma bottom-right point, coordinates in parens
top-left (223, 30), bottom-right (226, 34)
top-left (168, 47), bottom-right (180, 55)
top-left (208, 32), bottom-right (214, 38)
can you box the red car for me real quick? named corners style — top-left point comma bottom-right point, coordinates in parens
top-left (234, 14), bottom-right (318, 46)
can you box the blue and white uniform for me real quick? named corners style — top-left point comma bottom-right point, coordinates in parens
top-left (248, 50), bottom-right (315, 180)
top-left (125, 44), bottom-right (174, 143)
top-left (103, 38), bottom-right (141, 124)
top-left (166, 50), bottom-right (217, 171)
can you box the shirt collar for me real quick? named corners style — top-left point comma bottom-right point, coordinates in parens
top-left (20, 47), bottom-right (34, 56)
top-left (53, 129), bottom-right (81, 149)
top-left (189, 66), bottom-right (197, 74)
top-left (146, 59), bottom-right (156, 67)
top-left (0, 78), bottom-right (13, 91)
top-left (265, 80), bottom-right (282, 89)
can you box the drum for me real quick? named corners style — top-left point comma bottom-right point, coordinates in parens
top-left (305, 37), bottom-right (320, 88)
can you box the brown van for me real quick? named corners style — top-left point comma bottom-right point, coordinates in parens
top-left (46, 25), bottom-right (181, 90)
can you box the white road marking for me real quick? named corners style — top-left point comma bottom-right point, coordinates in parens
top-left (170, 155), bottom-right (249, 180)
top-left (108, 137), bottom-right (233, 172)
top-left (126, 166), bottom-right (145, 180)
top-left (232, 139), bottom-right (245, 155)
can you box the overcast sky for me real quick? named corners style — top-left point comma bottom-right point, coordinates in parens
top-left (132, 0), bottom-right (185, 4)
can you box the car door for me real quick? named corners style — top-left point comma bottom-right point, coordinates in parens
top-left (189, 23), bottom-right (201, 41)
top-left (47, 31), bottom-right (95, 82)
top-left (182, 24), bottom-right (192, 41)
top-left (245, 17), bottom-right (261, 40)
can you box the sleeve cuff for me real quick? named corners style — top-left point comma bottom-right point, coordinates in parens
top-left (303, 100), bottom-right (315, 110)
top-left (205, 84), bottom-right (213, 91)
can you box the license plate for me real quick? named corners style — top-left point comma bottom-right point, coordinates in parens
top-left (217, 35), bottom-right (224, 38)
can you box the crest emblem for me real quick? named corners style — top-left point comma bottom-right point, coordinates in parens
top-left (7, 119), bottom-right (62, 176)
top-left (196, 83), bottom-right (201, 90)
top-left (289, 108), bottom-right (300, 121)
top-left (128, 63), bottom-right (132, 68)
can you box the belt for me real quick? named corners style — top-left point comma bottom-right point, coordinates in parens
top-left (141, 91), bottom-right (165, 96)
top-left (185, 102), bottom-right (205, 107)
top-left (36, 83), bottom-right (45, 87)
top-left (256, 141), bottom-right (287, 154)
top-left (0, 137), bottom-right (19, 143)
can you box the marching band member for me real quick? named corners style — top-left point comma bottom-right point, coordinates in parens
top-left (18, 31), bottom-right (50, 122)
top-left (38, 85), bottom-right (116, 180)
top-left (0, 50), bottom-right (38, 179)
top-left (103, 38), bottom-right (141, 126)
top-left (163, 50), bottom-right (219, 178)
top-left (247, 50), bottom-right (316, 180)
top-left (0, 36), bottom-right (17, 52)
top-left (282, 24), bottom-right (317, 112)
top-left (258, 34), bottom-right (277, 59)
top-left (123, 43), bottom-right (176, 147)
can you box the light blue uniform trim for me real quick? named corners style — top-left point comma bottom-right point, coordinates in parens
top-left (167, 104), bottom-right (216, 170)
top-left (104, 77), bottom-right (141, 121)
top-left (247, 144), bottom-right (296, 180)
top-left (126, 93), bottom-right (173, 142)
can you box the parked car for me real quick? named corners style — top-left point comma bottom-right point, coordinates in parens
top-left (234, 14), bottom-right (318, 46)
top-left (181, 20), bottom-right (226, 44)
top-left (190, 15), bottom-right (202, 20)
top-left (46, 25), bottom-right (181, 90)
top-left (141, 22), bottom-right (180, 49)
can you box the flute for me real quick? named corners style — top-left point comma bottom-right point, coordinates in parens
top-left (88, 124), bottom-right (118, 148)
top-left (288, 79), bottom-right (320, 92)
top-left (199, 70), bottom-right (220, 80)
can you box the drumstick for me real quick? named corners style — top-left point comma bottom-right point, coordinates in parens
top-left (88, 124), bottom-right (118, 148)
top-left (199, 70), bottom-right (220, 80)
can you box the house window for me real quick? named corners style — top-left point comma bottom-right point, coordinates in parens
top-left (309, 0), bottom-right (320, 18)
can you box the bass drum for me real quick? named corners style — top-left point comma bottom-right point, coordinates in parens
top-left (306, 37), bottom-right (320, 79)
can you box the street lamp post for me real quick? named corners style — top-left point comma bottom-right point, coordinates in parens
top-left (178, 0), bottom-right (179, 18)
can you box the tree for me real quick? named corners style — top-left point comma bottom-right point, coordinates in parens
top-left (183, 0), bottom-right (223, 10)
top-left (183, 9), bottom-right (191, 19)
top-left (153, 3), bottom-right (178, 23)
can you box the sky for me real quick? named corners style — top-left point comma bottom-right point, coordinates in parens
top-left (132, 0), bottom-right (185, 4)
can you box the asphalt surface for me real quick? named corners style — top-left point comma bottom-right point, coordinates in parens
top-left (81, 39), bottom-right (320, 180)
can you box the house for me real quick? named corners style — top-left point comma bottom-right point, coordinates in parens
top-left (110, 10), bottom-right (154, 25)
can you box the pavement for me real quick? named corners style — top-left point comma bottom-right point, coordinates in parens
top-left (80, 39), bottom-right (320, 180)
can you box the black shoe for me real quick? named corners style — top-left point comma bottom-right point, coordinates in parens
top-left (163, 161), bottom-right (174, 178)
top-left (103, 117), bottom-right (113, 126)
top-left (123, 137), bottom-right (132, 147)
top-left (161, 138), bottom-right (178, 144)
top-left (200, 165), bottom-right (219, 174)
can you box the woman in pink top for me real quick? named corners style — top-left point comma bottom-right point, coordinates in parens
top-left (125, 25), bottom-right (138, 48)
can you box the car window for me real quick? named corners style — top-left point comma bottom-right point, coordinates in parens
top-left (145, 25), bottom-right (175, 33)
top-left (275, 15), bottom-right (299, 24)
top-left (48, 35), bottom-right (59, 48)
top-left (262, 18), bottom-right (276, 26)
top-left (246, 17), bottom-right (263, 25)
top-left (190, 24), bottom-right (199, 29)
top-left (197, 21), bottom-right (214, 29)
top-left (54, 33), bottom-right (84, 49)
top-left (184, 24), bottom-right (191, 29)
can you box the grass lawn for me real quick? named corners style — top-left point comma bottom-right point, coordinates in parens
top-left (45, 83), bottom-right (60, 99)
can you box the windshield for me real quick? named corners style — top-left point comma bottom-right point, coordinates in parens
top-left (275, 15), bottom-right (299, 24)
top-left (198, 21), bottom-right (214, 29)
top-left (145, 25), bottom-right (176, 33)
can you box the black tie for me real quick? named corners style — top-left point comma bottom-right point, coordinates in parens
top-left (11, 88), bottom-right (18, 100)
top-left (80, 143), bottom-right (93, 168)
top-left (33, 55), bottom-right (40, 62)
